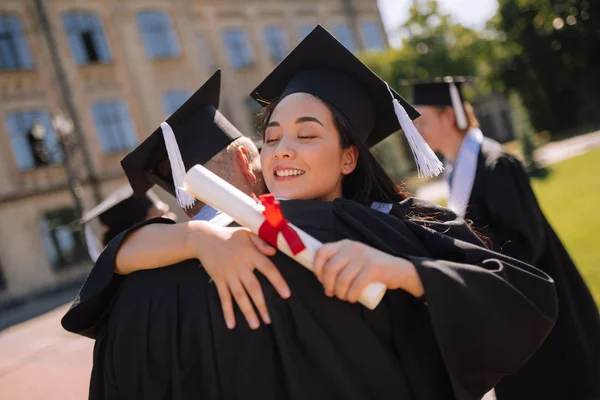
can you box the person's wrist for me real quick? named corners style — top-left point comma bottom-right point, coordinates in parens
top-left (184, 221), bottom-right (206, 260)
top-left (387, 257), bottom-right (424, 298)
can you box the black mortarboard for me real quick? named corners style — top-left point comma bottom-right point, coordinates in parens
top-left (406, 76), bottom-right (471, 130)
top-left (79, 185), bottom-right (158, 259)
top-left (250, 25), bottom-right (443, 177)
top-left (79, 185), bottom-right (154, 229)
top-left (121, 70), bottom-right (242, 208)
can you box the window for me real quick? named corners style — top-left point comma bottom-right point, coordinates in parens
top-left (361, 22), bottom-right (385, 51)
top-left (334, 23), bottom-right (356, 52)
top-left (162, 90), bottom-right (191, 117)
top-left (196, 33), bottom-right (216, 70)
top-left (90, 100), bottom-right (138, 154)
top-left (137, 11), bottom-right (180, 59)
top-left (223, 28), bottom-right (254, 69)
top-left (39, 208), bottom-right (87, 270)
top-left (298, 25), bottom-right (314, 41)
top-left (264, 26), bottom-right (287, 63)
top-left (0, 14), bottom-right (34, 70)
top-left (4, 110), bottom-right (62, 170)
top-left (62, 12), bottom-right (112, 65)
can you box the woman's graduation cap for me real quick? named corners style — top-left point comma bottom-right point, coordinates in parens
top-left (250, 25), bottom-right (443, 178)
top-left (121, 69), bottom-right (242, 209)
top-left (407, 76), bottom-right (471, 130)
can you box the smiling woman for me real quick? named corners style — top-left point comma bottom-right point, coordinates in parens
top-left (261, 93), bottom-right (356, 202)
top-left (258, 93), bottom-right (407, 205)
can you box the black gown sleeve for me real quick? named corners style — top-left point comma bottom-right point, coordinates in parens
top-left (61, 217), bottom-right (176, 338)
top-left (333, 199), bottom-right (558, 399)
top-left (479, 155), bottom-right (546, 264)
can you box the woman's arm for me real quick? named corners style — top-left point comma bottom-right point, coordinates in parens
top-left (114, 220), bottom-right (291, 330)
top-left (114, 221), bottom-right (198, 275)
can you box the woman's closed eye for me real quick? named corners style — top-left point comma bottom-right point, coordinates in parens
top-left (298, 135), bottom-right (317, 140)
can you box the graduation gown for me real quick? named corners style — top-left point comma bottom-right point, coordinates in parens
top-left (62, 198), bottom-right (557, 400)
top-left (464, 138), bottom-right (600, 400)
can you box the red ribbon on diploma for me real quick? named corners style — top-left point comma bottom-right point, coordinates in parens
top-left (258, 194), bottom-right (306, 255)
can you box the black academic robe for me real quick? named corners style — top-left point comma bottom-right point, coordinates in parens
top-left (465, 138), bottom-right (600, 400)
top-left (62, 198), bottom-right (557, 400)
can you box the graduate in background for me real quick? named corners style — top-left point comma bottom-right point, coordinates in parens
top-left (410, 77), bottom-right (600, 400)
top-left (64, 26), bottom-right (557, 400)
top-left (79, 185), bottom-right (175, 261)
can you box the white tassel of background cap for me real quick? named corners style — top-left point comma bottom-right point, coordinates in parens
top-left (449, 81), bottom-right (468, 130)
top-left (384, 83), bottom-right (444, 178)
top-left (84, 224), bottom-right (102, 263)
top-left (160, 122), bottom-right (196, 209)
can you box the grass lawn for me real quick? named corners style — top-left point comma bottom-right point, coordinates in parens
top-left (531, 148), bottom-right (600, 305)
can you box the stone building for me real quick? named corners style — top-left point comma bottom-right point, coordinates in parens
top-left (0, 0), bottom-right (388, 304)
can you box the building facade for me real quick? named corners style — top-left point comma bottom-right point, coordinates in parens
top-left (0, 0), bottom-right (388, 304)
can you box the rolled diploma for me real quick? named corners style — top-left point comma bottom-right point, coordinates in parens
top-left (184, 164), bottom-right (386, 310)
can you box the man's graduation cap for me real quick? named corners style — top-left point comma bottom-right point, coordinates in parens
top-left (79, 185), bottom-right (158, 260)
top-left (250, 25), bottom-right (443, 178)
top-left (121, 70), bottom-right (242, 209)
top-left (405, 76), bottom-right (472, 130)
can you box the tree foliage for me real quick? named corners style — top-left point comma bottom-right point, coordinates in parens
top-left (364, 0), bottom-right (600, 136)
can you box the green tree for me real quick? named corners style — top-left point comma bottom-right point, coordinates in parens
top-left (362, 0), bottom-right (499, 96)
top-left (495, 0), bottom-right (600, 135)
top-left (509, 91), bottom-right (541, 172)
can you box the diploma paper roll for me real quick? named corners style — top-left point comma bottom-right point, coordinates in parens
top-left (183, 164), bottom-right (386, 310)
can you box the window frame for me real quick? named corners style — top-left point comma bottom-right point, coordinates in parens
top-left (0, 14), bottom-right (34, 70)
top-left (90, 100), bottom-right (138, 155)
top-left (39, 207), bottom-right (87, 271)
top-left (4, 110), bottom-right (63, 171)
top-left (264, 26), bottom-right (288, 64)
top-left (137, 10), bottom-right (181, 60)
top-left (222, 28), bottom-right (254, 69)
top-left (62, 11), bottom-right (113, 65)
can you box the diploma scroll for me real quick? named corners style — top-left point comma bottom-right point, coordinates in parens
top-left (184, 164), bottom-right (386, 310)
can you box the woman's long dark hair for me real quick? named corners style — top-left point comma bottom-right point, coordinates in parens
top-left (256, 95), bottom-right (492, 244)
top-left (257, 95), bottom-right (409, 206)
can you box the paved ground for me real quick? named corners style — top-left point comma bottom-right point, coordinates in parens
top-left (0, 304), bottom-right (92, 399)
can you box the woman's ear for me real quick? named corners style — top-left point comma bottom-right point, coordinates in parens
top-left (341, 145), bottom-right (358, 175)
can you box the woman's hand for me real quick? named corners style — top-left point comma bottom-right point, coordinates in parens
top-left (187, 223), bottom-right (291, 330)
top-left (313, 239), bottom-right (424, 302)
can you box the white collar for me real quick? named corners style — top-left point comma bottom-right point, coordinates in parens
top-left (191, 205), bottom-right (233, 226)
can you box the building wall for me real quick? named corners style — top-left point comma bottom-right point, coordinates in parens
top-left (0, 0), bottom-right (388, 302)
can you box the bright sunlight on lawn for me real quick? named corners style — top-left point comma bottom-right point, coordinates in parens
top-left (532, 148), bottom-right (600, 305)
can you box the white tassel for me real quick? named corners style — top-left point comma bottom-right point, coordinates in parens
top-left (160, 122), bottom-right (196, 209)
top-left (385, 83), bottom-right (444, 178)
top-left (449, 81), bottom-right (468, 130)
top-left (84, 224), bottom-right (102, 263)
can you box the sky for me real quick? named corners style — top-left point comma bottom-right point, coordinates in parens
top-left (377, 0), bottom-right (499, 47)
